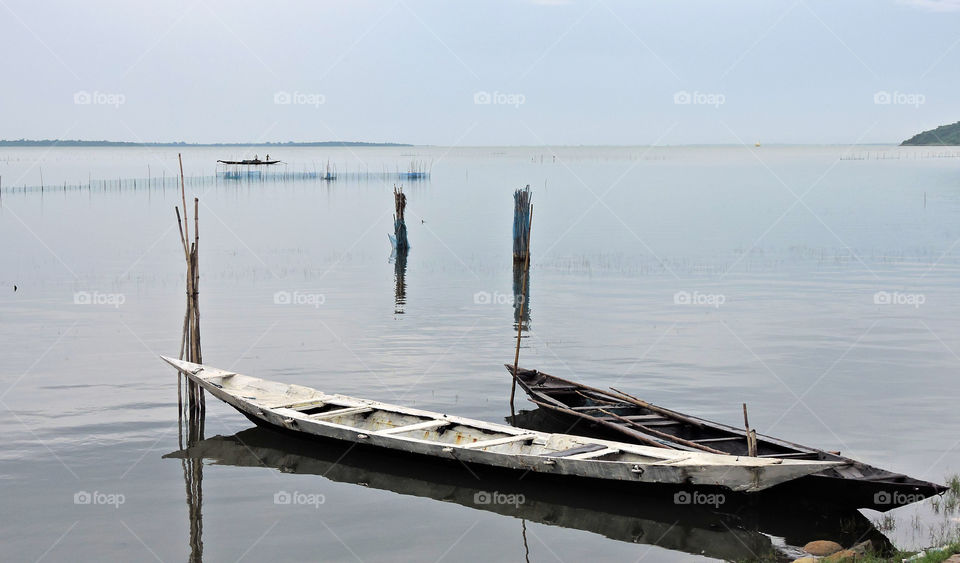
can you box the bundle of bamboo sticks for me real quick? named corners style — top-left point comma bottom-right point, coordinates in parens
top-left (175, 154), bottom-right (204, 414)
top-left (513, 185), bottom-right (532, 262)
top-left (393, 185), bottom-right (409, 252)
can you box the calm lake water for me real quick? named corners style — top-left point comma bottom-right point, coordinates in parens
top-left (1, 145), bottom-right (959, 561)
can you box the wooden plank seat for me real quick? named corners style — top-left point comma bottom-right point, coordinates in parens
top-left (460, 434), bottom-right (536, 450)
top-left (542, 443), bottom-right (607, 458)
top-left (595, 414), bottom-right (668, 422)
top-left (566, 447), bottom-right (620, 460)
top-left (376, 420), bottom-right (449, 436)
top-left (308, 406), bottom-right (373, 420)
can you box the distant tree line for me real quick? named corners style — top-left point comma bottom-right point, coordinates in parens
top-left (901, 121), bottom-right (960, 146)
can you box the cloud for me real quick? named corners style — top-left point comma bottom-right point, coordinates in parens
top-left (897, 0), bottom-right (960, 12)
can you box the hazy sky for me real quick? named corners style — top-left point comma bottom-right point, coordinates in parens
top-left (0, 0), bottom-right (957, 145)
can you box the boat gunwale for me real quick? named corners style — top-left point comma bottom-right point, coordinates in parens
top-left (508, 365), bottom-right (951, 503)
top-left (162, 357), bottom-right (842, 478)
top-left (510, 366), bottom-right (841, 458)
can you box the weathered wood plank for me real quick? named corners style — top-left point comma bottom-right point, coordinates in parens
top-left (461, 433), bottom-right (536, 449)
top-left (309, 406), bottom-right (373, 420)
top-left (543, 443), bottom-right (607, 458)
top-left (566, 447), bottom-right (620, 460)
top-left (377, 419), bottom-right (449, 435)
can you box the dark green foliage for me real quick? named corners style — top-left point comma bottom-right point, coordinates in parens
top-left (901, 121), bottom-right (960, 145)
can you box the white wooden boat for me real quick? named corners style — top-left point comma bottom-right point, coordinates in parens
top-left (161, 357), bottom-right (841, 493)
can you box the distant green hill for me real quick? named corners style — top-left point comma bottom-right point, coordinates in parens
top-left (901, 121), bottom-right (960, 146)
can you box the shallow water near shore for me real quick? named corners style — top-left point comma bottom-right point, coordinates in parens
top-left (1, 145), bottom-right (959, 561)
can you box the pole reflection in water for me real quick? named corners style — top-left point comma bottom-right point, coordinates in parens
top-left (178, 405), bottom-right (205, 562)
top-left (512, 260), bottom-right (530, 332)
top-left (163, 426), bottom-right (892, 561)
top-left (391, 247), bottom-right (408, 315)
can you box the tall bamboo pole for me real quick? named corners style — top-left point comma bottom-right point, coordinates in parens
top-left (510, 205), bottom-right (533, 410)
top-left (175, 154), bottom-right (203, 414)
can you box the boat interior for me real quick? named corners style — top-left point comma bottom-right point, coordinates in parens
top-left (271, 397), bottom-right (670, 464)
top-left (190, 365), bottom-right (790, 468)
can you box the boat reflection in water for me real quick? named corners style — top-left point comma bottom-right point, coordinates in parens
top-left (165, 424), bottom-right (891, 561)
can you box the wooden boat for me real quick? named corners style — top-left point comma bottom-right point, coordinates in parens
top-left (161, 357), bottom-right (840, 493)
top-left (216, 159), bottom-right (280, 165)
top-left (165, 426), bottom-right (893, 560)
top-left (506, 365), bottom-right (947, 510)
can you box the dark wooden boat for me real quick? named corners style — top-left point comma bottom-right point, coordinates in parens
top-left (506, 365), bottom-right (947, 511)
top-left (216, 159), bottom-right (280, 165)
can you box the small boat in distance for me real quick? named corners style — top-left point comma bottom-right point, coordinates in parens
top-left (161, 356), bottom-right (839, 493)
top-left (217, 154), bottom-right (280, 165)
top-left (505, 365), bottom-right (947, 511)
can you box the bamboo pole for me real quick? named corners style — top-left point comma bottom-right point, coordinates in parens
top-left (175, 154), bottom-right (203, 414)
top-left (607, 386), bottom-right (705, 429)
top-left (510, 204), bottom-right (533, 410)
top-left (513, 185), bottom-right (532, 262)
top-left (180, 155), bottom-right (189, 244)
top-left (597, 408), bottom-right (727, 454)
top-left (512, 366), bottom-right (704, 428)
top-left (529, 399), bottom-right (674, 450)
top-left (743, 403), bottom-right (757, 457)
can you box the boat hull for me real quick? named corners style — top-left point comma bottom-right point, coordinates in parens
top-left (506, 365), bottom-right (946, 510)
top-left (163, 357), bottom-right (839, 494)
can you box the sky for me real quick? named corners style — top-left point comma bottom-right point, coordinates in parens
top-left (0, 0), bottom-right (957, 146)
